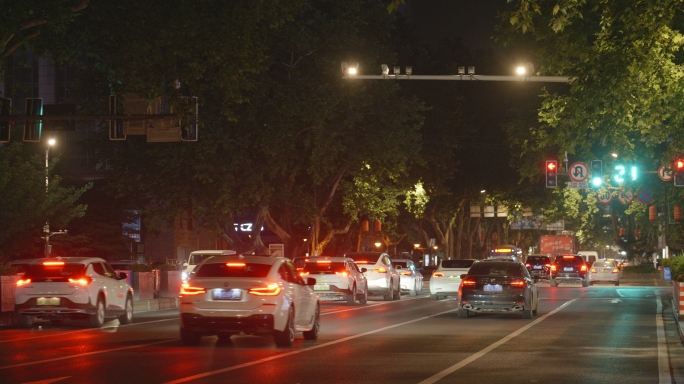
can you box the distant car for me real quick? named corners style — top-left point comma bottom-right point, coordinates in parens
top-left (345, 252), bottom-right (401, 301)
top-left (300, 256), bottom-right (368, 305)
top-left (458, 260), bottom-right (538, 319)
top-left (525, 255), bottom-right (553, 281)
top-left (588, 259), bottom-right (620, 286)
top-left (550, 255), bottom-right (589, 287)
top-left (181, 250), bottom-right (236, 282)
top-left (15, 257), bottom-right (134, 328)
top-left (179, 254), bottom-right (319, 347)
top-left (430, 259), bottom-right (476, 300)
top-left (391, 258), bottom-right (423, 296)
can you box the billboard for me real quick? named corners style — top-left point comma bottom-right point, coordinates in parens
top-left (540, 235), bottom-right (574, 255)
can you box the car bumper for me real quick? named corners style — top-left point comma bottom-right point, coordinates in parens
top-left (430, 279), bottom-right (460, 295)
top-left (459, 293), bottom-right (528, 312)
top-left (181, 313), bottom-right (275, 334)
top-left (312, 284), bottom-right (352, 301)
top-left (399, 276), bottom-right (416, 291)
top-left (589, 273), bottom-right (618, 283)
top-left (15, 297), bottom-right (98, 318)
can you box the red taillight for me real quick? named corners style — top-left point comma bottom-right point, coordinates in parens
top-left (180, 283), bottom-right (206, 296)
top-left (551, 265), bottom-right (557, 271)
top-left (433, 272), bottom-right (444, 277)
top-left (248, 283), bottom-right (281, 296)
top-left (375, 267), bottom-right (387, 273)
top-left (226, 262), bottom-right (246, 267)
top-left (336, 271), bottom-right (349, 277)
top-left (16, 278), bottom-right (31, 287)
top-left (462, 279), bottom-right (476, 286)
top-left (612, 268), bottom-right (619, 274)
top-left (68, 277), bottom-right (91, 286)
top-left (525, 263), bottom-right (531, 268)
top-left (545, 264), bottom-right (550, 268)
top-left (590, 268), bottom-right (596, 273)
top-left (509, 280), bottom-right (525, 287)
top-left (400, 271), bottom-right (412, 276)
top-left (300, 271), bottom-right (310, 277)
top-left (43, 261), bottom-right (65, 266)
top-left (355, 261), bottom-right (369, 264)
top-left (581, 265), bottom-right (587, 271)
top-left (316, 260), bottom-right (331, 264)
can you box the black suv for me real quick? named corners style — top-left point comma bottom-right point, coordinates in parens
top-left (550, 255), bottom-right (588, 287)
top-left (525, 255), bottom-right (552, 281)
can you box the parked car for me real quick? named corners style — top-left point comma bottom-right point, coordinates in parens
top-left (391, 258), bottom-right (423, 296)
top-left (344, 252), bottom-right (401, 301)
top-left (550, 255), bottom-right (589, 287)
top-left (181, 250), bottom-right (236, 282)
top-left (179, 254), bottom-right (319, 346)
top-left (457, 260), bottom-right (538, 319)
top-left (299, 256), bottom-right (368, 305)
top-left (525, 255), bottom-right (553, 282)
top-left (430, 259), bottom-right (476, 300)
top-left (588, 259), bottom-right (620, 286)
top-left (15, 257), bottom-right (134, 328)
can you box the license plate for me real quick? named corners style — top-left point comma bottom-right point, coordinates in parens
top-left (483, 284), bottom-right (502, 292)
top-left (564, 267), bottom-right (574, 272)
top-left (448, 276), bottom-right (460, 280)
top-left (37, 297), bottom-right (60, 306)
top-left (533, 265), bottom-right (542, 270)
top-left (313, 284), bottom-right (330, 291)
top-left (212, 289), bottom-right (242, 300)
top-left (320, 295), bottom-right (343, 301)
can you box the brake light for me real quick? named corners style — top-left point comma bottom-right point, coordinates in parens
top-left (545, 264), bottom-right (550, 268)
top-left (591, 268), bottom-right (597, 273)
top-left (551, 265), bottom-right (557, 271)
top-left (563, 256), bottom-right (574, 259)
top-left (581, 265), bottom-right (587, 272)
top-left (400, 271), bottom-right (412, 276)
top-left (226, 262), bottom-right (246, 267)
top-left (355, 261), bottom-right (369, 264)
top-left (249, 283), bottom-right (282, 296)
top-left (462, 279), bottom-right (476, 286)
top-left (336, 271), bottom-right (349, 277)
top-left (612, 268), bottom-right (619, 274)
top-left (180, 283), bottom-right (206, 296)
top-left (525, 263), bottom-right (531, 268)
top-left (375, 267), bottom-right (387, 273)
top-left (16, 278), bottom-right (31, 287)
top-left (316, 260), bottom-right (331, 264)
top-left (68, 277), bottom-right (91, 286)
top-left (300, 271), bottom-right (310, 277)
top-left (509, 280), bottom-right (525, 287)
top-left (43, 261), bottom-right (65, 266)
top-left (433, 272), bottom-right (444, 277)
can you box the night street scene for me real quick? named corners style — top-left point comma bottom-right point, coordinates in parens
top-left (4, 1), bottom-right (684, 383)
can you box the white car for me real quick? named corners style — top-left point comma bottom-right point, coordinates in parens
top-left (300, 257), bottom-right (369, 305)
top-left (344, 252), bottom-right (401, 301)
top-left (430, 259), bottom-right (476, 300)
top-left (182, 250), bottom-right (236, 281)
top-left (391, 258), bottom-right (423, 296)
top-left (15, 257), bottom-right (134, 328)
top-left (179, 254), bottom-right (319, 347)
top-left (588, 259), bottom-right (620, 286)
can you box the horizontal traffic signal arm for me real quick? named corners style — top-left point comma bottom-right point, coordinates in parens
top-left (0, 114), bottom-right (178, 122)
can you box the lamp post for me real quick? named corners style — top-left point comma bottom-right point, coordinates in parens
top-left (43, 138), bottom-right (66, 256)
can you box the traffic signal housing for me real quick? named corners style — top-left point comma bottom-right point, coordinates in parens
top-left (591, 160), bottom-right (602, 187)
top-left (675, 158), bottom-right (684, 187)
top-left (546, 160), bottom-right (558, 188)
top-left (23, 98), bottom-right (42, 142)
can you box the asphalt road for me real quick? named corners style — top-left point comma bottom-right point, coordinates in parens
top-left (1, 283), bottom-right (684, 384)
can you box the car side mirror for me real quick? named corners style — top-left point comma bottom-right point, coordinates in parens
top-left (361, 268), bottom-right (368, 273)
top-left (118, 272), bottom-right (128, 280)
top-left (306, 277), bottom-right (317, 286)
top-left (460, 274), bottom-right (467, 279)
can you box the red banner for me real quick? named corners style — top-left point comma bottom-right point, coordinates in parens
top-left (540, 235), bottom-right (574, 255)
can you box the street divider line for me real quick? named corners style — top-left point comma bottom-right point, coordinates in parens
top-left (655, 291), bottom-right (670, 384)
top-left (164, 306), bottom-right (460, 384)
top-left (0, 339), bottom-right (174, 370)
top-left (417, 299), bottom-right (576, 384)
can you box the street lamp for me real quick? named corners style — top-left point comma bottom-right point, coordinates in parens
top-left (44, 138), bottom-right (66, 256)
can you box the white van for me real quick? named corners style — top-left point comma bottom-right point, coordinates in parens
top-left (577, 251), bottom-right (599, 266)
top-left (181, 250), bottom-right (236, 281)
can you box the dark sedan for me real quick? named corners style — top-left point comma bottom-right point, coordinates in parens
top-left (457, 260), bottom-right (539, 319)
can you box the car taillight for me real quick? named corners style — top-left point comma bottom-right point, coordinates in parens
top-left (545, 264), bottom-right (550, 268)
top-left (375, 267), bottom-right (387, 273)
top-left (400, 271), bottom-right (412, 276)
top-left (316, 260), bottom-right (331, 264)
top-left (248, 283), bottom-right (281, 296)
top-left (551, 265), bottom-right (557, 271)
top-left (226, 262), bottom-right (246, 267)
top-left (180, 283), bottom-right (206, 296)
top-left (43, 261), bottom-right (65, 266)
top-left (581, 265), bottom-right (587, 271)
top-left (591, 268), bottom-right (597, 273)
top-left (300, 271), bottom-right (310, 277)
top-left (525, 263), bottom-right (530, 268)
top-left (68, 277), bottom-right (91, 286)
top-left (433, 272), bottom-right (444, 277)
top-left (509, 280), bottom-right (525, 287)
top-left (16, 278), bottom-right (31, 287)
top-left (462, 278), bottom-right (476, 286)
top-left (336, 271), bottom-right (349, 277)
top-left (612, 268), bottom-right (619, 273)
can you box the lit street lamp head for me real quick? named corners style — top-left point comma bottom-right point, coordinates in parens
top-left (48, 138), bottom-right (56, 146)
top-left (516, 66), bottom-right (526, 75)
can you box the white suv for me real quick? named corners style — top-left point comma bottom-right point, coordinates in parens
top-left (391, 258), bottom-right (423, 296)
top-left (182, 250), bottom-right (236, 281)
top-left (344, 252), bottom-right (400, 301)
top-left (15, 257), bottom-right (134, 328)
top-left (300, 257), bottom-right (369, 305)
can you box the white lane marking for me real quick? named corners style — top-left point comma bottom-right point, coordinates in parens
top-left (418, 300), bottom-right (576, 384)
top-left (0, 318), bottom-right (177, 343)
top-left (610, 299), bottom-right (622, 304)
top-left (21, 377), bottom-right (71, 384)
top-left (321, 295), bottom-right (425, 316)
top-left (655, 291), bottom-right (670, 384)
top-left (164, 307), bottom-right (459, 384)
top-left (0, 339), bottom-right (174, 370)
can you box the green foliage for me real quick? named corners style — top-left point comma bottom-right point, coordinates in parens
top-left (661, 255), bottom-right (684, 280)
top-left (621, 264), bottom-right (660, 275)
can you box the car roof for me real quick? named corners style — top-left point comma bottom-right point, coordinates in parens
top-left (24, 257), bottom-right (107, 265)
top-left (303, 256), bottom-right (354, 262)
top-left (202, 254), bottom-right (281, 266)
top-left (190, 250), bottom-right (236, 256)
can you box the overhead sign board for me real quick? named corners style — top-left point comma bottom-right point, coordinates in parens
top-left (569, 162), bottom-right (588, 182)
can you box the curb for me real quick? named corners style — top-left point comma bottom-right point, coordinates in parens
top-left (134, 297), bottom-right (179, 313)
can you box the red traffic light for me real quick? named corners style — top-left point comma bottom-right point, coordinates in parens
top-left (677, 159), bottom-right (684, 170)
top-left (547, 162), bottom-right (556, 171)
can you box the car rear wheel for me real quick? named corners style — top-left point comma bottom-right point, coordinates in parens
top-left (18, 315), bottom-right (34, 328)
top-left (522, 309), bottom-right (532, 319)
top-left (303, 304), bottom-right (320, 340)
top-left (615, 281), bottom-right (620, 286)
top-left (458, 309), bottom-right (470, 318)
top-left (180, 327), bottom-right (202, 345)
top-left (549, 279), bottom-right (557, 287)
top-left (383, 281), bottom-right (393, 301)
top-left (357, 287), bottom-right (368, 304)
top-left (392, 283), bottom-right (401, 300)
top-left (589, 281), bottom-right (594, 286)
top-left (582, 279), bottom-right (589, 288)
top-left (118, 295), bottom-right (133, 325)
top-left (346, 285), bottom-right (356, 305)
top-left (430, 294), bottom-right (438, 300)
top-left (273, 307), bottom-right (295, 347)
top-left (89, 297), bottom-right (106, 328)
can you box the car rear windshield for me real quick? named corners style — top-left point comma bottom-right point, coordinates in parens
top-left (189, 254), bottom-right (217, 265)
top-left (393, 261), bottom-right (409, 268)
top-left (593, 261), bottom-right (615, 268)
top-left (442, 260), bottom-right (475, 269)
top-left (555, 256), bottom-right (584, 266)
top-left (468, 262), bottom-right (524, 277)
top-left (194, 263), bottom-right (271, 278)
top-left (527, 257), bottom-right (551, 265)
top-left (346, 254), bottom-right (378, 264)
top-left (302, 262), bottom-right (346, 274)
top-left (23, 264), bottom-right (87, 282)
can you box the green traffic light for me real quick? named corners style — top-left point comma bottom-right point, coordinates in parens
top-left (592, 177), bottom-right (602, 187)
